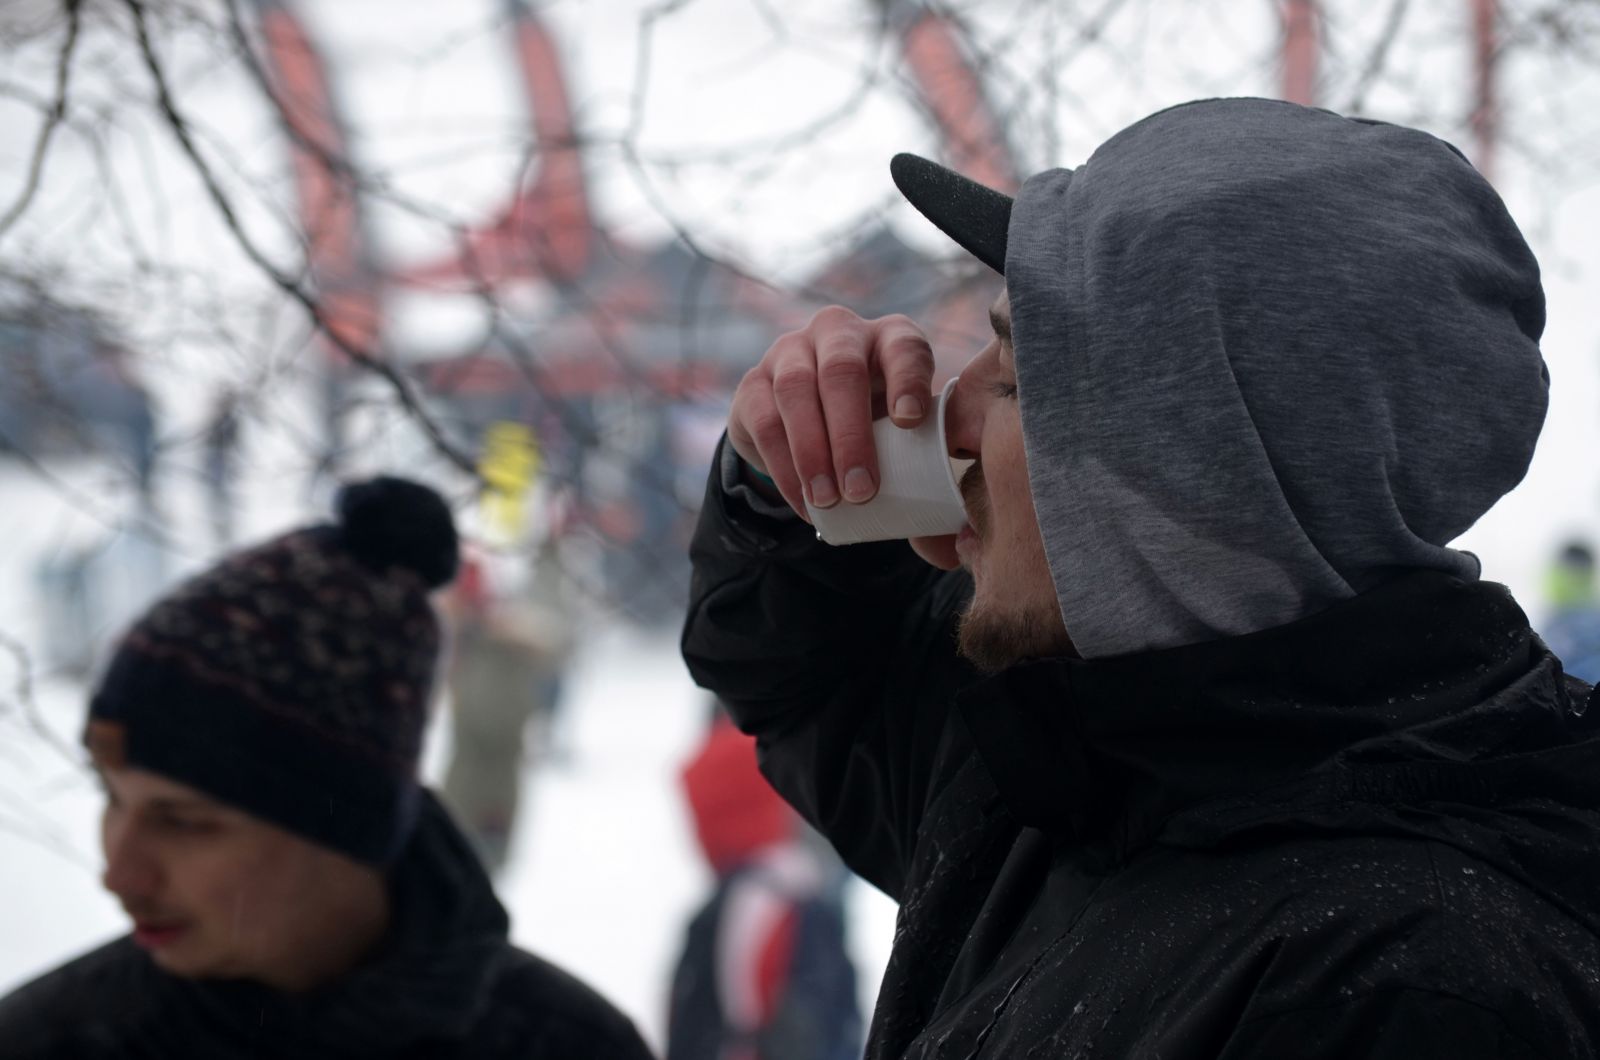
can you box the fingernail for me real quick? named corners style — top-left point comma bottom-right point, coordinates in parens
top-left (893, 395), bottom-right (923, 421)
top-left (809, 474), bottom-right (838, 508)
top-left (844, 467), bottom-right (875, 502)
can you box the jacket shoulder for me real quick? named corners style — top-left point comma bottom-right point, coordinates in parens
top-left (472, 946), bottom-right (654, 1060)
top-left (0, 938), bottom-right (143, 1057)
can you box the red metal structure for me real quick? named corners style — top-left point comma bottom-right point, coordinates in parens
top-left (249, 0), bottom-right (382, 452)
top-left (893, 2), bottom-right (1020, 194)
top-left (811, 0), bottom-right (1018, 376)
top-left (1280, 0), bottom-right (1320, 106)
top-left (243, 0), bottom-right (1023, 618)
top-left (396, 0), bottom-right (594, 289)
top-left (1470, 0), bottom-right (1499, 181)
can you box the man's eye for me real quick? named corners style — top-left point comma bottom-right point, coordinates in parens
top-left (989, 381), bottom-right (1019, 399)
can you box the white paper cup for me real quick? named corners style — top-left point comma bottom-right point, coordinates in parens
top-left (806, 376), bottom-right (972, 545)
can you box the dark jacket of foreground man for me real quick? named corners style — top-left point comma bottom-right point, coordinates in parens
top-left (0, 793), bottom-right (654, 1059)
top-left (683, 475), bottom-right (1600, 1059)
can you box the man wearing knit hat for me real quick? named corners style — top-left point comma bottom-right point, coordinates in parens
top-left (0, 476), bottom-right (652, 1059)
top-left (684, 99), bottom-right (1600, 1056)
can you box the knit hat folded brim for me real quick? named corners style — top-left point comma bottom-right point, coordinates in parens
top-left (90, 646), bottom-right (421, 866)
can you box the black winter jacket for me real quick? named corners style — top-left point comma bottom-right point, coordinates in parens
top-left (0, 792), bottom-right (653, 1059)
top-left (682, 469), bottom-right (1600, 1059)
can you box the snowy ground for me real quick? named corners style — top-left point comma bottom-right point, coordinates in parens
top-left (0, 462), bottom-right (896, 1051)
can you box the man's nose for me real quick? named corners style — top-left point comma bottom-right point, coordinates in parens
top-left (943, 373), bottom-right (983, 461)
top-left (102, 822), bottom-right (161, 902)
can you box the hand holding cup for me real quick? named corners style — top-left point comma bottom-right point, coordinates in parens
top-left (803, 376), bottom-right (970, 543)
top-left (728, 307), bottom-right (939, 521)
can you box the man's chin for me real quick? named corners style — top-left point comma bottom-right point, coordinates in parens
top-left (146, 948), bottom-right (196, 977)
top-left (957, 603), bottom-right (1077, 673)
top-left (956, 611), bottom-right (1027, 675)
top-left (143, 939), bottom-right (222, 979)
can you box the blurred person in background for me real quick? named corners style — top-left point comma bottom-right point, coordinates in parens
top-left (107, 370), bottom-right (159, 521)
top-left (667, 705), bottom-right (861, 1060)
top-left (201, 388), bottom-right (241, 548)
top-left (440, 536), bottom-right (577, 874)
top-left (684, 99), bottom-right (1600, 1056)
top-left (0, 476), bottom-right (651, 1059)
top-left (1542, 539), bottom-right (1600, 683)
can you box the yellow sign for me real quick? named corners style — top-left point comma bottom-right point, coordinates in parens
top-left (479, 421), bottom-right (540, 541)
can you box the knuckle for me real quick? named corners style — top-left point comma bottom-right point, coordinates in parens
top-left (736, 366), bottom-right (775, 404)
top-left (770, 366), bottom-right (819, 404)
top-left (829, 427), bottom-right (873, 464)
top-left (758, 332), bottom-right (808, 372)
top-left (882, 328), bottom-right (934, 364)
top-left (831, 419), bottom-right (871, 447)
top-left (817, 354), bottom-right (869, 389)
top-left (731, 375), bottom-right (768, 415)
top-left (746, 407), bottom-right (786, 445)
top-left (809, 305), bottom-right (865, 332)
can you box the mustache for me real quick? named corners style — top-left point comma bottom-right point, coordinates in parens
top-left (959, 462), bottom-right (987, 534)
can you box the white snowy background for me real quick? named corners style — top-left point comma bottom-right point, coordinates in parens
top-left (1, 1), bottom-right (1598, 1052)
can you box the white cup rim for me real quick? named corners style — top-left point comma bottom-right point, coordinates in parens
top-left (933, 374), bottom-right (963, 508)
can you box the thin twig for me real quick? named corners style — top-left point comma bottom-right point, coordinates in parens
top-left (1344, 0), bottom-right (1412, 113)
top-left (0, 631), bottom-right (82, 770)
top-left (121, 0), bottom-right (479, 477)
top-left (0, 0), bottom-right (84, 241)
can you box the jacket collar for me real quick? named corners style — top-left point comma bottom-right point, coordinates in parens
top-left (956, 572), bottom-right (1579, 854)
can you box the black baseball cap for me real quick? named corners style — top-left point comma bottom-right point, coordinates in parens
top-left (889, 152), bottom-right (1014, 275)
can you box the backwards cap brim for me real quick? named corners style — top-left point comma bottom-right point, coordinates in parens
top-left (889, 153), bottom-right (1014, 275)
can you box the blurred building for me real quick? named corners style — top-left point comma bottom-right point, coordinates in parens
top-left (0, 287), bottom-right (165, 676)
top-left (0, 294), bottom-right (155, 486)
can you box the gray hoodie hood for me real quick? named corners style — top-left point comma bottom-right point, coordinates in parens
top-left (1004, 98), bottom-right (1547, 659)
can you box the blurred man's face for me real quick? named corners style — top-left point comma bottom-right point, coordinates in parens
top-left (97, 764), bottom-right (388, 992)
top-left (931, 290), bottom-right (1074, 671)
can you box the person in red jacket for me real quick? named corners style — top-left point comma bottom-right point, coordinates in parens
top-left (668, 707), bottom-right (862, 1060)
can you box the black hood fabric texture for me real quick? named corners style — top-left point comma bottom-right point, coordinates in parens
top-left (996, 99), bottom-right (1549, 658)
top-left (0, 792), bottom-right (653, 1059)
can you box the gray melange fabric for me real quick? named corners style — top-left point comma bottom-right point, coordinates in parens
top-left (1006, 98), bottom-right (1548, 659)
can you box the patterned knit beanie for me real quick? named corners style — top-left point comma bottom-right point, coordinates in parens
top-left (85, 477), bottom-right (459, 865)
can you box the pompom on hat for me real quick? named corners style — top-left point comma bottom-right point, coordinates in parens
top-left (86, 476), bottom-right (459, 865)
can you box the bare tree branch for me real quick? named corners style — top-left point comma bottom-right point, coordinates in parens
top-left (0, 0), bottom-right (84, 241)
top-left (1342, 0), bottom-right (1412, 113)
top-left (121, 0), bottom-right (479, 477)
top-left (0, 630), bottom-right (80, 769)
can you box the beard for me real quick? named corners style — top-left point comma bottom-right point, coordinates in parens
top-left (957, 597), bottom-right (1068, 674)
top-left (953, 462), bottom-right (1076, 673)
